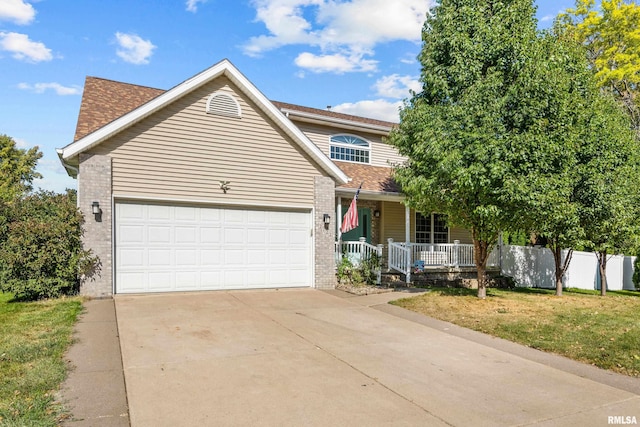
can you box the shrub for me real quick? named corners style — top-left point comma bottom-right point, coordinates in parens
top-left (0, 190), bottom-right (98, 300)
top-left (336, 253), bottom-right (380, 286)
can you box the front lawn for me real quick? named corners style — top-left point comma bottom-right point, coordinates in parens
top-left (392, 287), bottom-right (640, 377)
top-left (0, 292), bottom-right (82, 426)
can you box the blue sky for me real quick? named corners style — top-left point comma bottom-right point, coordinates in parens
top-left (0, 0), bottom-right (576, 193)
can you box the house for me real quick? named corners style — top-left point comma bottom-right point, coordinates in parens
top-left (58, 59), bottom-right (476, 297)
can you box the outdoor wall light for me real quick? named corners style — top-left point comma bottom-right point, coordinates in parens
top-left (374, 210), bottom-right (381, 218)
top-left (91, 201), bottom-right (101, 215)
top-left (323, 213), bottom-right (331, 224)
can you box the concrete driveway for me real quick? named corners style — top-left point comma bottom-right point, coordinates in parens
top-left (115, 289), bottom-right (639, 426)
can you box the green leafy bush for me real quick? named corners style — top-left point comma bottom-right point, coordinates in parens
top-left (633, 255), bottom-right (640, 290)
top-left (0, 190), bottom-right (98, 300)
top-left (336, 253), bottom-right (380, 286)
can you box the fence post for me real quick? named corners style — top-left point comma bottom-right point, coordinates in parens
top-left (387, 238), bottom-right (394, 272)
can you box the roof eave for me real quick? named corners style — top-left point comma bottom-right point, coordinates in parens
top-left (336, 188), bottom-right (404, 202)
top-left (280, 108), bottom-right (394, 136)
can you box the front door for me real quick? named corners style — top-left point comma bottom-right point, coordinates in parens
top-left (340, 207), bottom-right (371, 243)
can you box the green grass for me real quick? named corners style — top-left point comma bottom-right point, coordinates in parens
top-left (0, 293), bottom-right (82, 426)
top-left (392, 287), bottom-right (640, 377)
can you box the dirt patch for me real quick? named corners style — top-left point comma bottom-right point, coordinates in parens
top-left (335, 282), bottom-right (395, 296)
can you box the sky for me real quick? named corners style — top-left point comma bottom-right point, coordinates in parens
top-left (0, 0), bottom-right (577, 193)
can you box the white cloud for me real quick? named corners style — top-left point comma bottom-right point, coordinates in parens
top-left (295, 51), bottom-right (377, 73)
top-left (0, 0), bottom-right (35, 25)
top-left (14, 137), bottom-right (29, 148)
top-left (186, 0), bottom-right (207, 12)
top-left (244, 0), bottom-right (433, 73)
top-left (540, 14), bottom-right (554, 23)
top-left (0, 31), bottom-right (52, 62)
top-left (332, 99), bottom-right (401, 122)
top-left (17, 82), bottom-right (81, 95)
top-left (115, 32), bottom-right (156, 65)
top-left (373, 74), bottom-right (420, 99)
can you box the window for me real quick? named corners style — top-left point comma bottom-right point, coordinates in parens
top-left (415, 213), bottom-right (448, 244)
top-left (206, 92), bottom-right (241, 118)
top-left (330, 134), bottom-right (370, 164)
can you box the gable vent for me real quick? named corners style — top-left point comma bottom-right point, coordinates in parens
top-left (206, 92), bottom-right (242, 118)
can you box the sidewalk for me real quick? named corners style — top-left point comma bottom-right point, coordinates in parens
top-left (60, 299), bottom-right (129, 426)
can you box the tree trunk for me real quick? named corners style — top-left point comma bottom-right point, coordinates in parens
top-left (473, 238), bottom-right (490, 299)
top-left (549, 243), bottom-right (573, 297)
top-left (597, 250), bottom-right (608, 296)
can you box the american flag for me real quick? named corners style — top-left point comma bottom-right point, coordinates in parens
top-left (341, 183), bottom-right (362, 233)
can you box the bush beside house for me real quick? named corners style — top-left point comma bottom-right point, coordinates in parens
top-left (0, 190), bottom-right (98, 300)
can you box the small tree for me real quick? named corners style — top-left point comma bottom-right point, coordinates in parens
top-left (0, 190), bottom-right (98, 300)
top-left (575, 93), bottom-right (640, 296)
top-left (0, 134), bottom-right (42, 203)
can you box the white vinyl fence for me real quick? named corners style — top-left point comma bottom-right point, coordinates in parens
top-left (500, 245), bottom-right (637, 291)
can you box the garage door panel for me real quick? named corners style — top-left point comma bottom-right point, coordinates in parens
top-left (119, 272), bottom-right (146, 291)
top-left (148, 226), bottom-right (171, 244)
top-left (175, 272), bottom-right (197, 288)
top-left (148, 205), bottom-right (171, 221)
top-left (148, 249), bottom-right (171, 266)
top-left (148, 272), bottom-right (173, 290)
top-left (224, 228), bottom-right (245, 244)
top-left (116, 203), bottom-right (312, 293)
top-left (200, 249), bottom-right (221, 266)
top-left (175, 206), bottom-right (197, 221)
top-left (120, 249), bottom-right (145, 267)
top-left (119, 225), bottom-right (144, 244)
top-left (200, 227), bottom-right (221, 243)
top-left (176, 250), bottom-right (198, 266)
top-left (289, 229), bottom-right (309, 245)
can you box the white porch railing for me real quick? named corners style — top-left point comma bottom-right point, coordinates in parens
top-left (335, 238), bottom-right (384, 285)
top-left (388, 240), bottom-right (412, 283)
top-left (387, 239), bottom-right (501, 283)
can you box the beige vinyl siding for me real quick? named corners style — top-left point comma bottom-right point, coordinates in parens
top-left (450, 227), bottom-right (473, 244)
top-left (295, 123), bottom-right (406, 168)
top-left (88, 77), bottom-right (326, 206)
top-left (381, 201), bottom-right (411, 243)
top-left (380, 201), bottom-right (473, 244)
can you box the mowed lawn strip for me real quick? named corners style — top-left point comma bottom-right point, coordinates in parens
top-left (0, 292), bottom-right (82, 426)
top-left (392, 287), bottom-right (640, 377)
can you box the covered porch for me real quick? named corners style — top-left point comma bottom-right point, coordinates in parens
top-left (333, 163), bottom-right (499, 284)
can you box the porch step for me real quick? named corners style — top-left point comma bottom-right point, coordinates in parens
top-left (390, 268), bottom-right (511, 289)
top-left (380, 272), bottom-right (404, 285)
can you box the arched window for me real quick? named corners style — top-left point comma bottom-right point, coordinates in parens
top-left (206, 92), bottom-right (242, 118)
top-left (330, 134), bottom-right (370, 164)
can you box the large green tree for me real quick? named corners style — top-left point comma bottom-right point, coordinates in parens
top-left (389, 0), bottom-right (541, 298)
top-left (0, 134), bottom-right (42, 203)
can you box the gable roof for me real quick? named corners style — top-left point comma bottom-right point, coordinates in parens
top-left (58, 59), bottom-right (348, 184)
top-left (73, 77), bottom-right (164, 142)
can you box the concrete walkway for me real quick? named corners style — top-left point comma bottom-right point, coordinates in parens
top-left (62, 289), bottom-right (640, 426)
top-left (61, 299), bottom-right (129, 426)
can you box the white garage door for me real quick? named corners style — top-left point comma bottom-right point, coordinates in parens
top-left (115, 202), bottom-right (312, 293)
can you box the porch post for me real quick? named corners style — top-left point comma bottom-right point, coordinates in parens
top-left (337, 196), bottom-right (342, 241)
top-left (405, 205), bottom-right (412, 284)
top-left (405, 205), bottom-right (410, 244)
